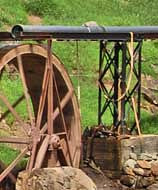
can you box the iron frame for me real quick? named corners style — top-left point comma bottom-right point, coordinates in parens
top-left (98, 40), bottom-right (143, 134)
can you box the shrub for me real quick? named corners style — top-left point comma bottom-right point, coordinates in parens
top-left (24, 0), bottom-right (56, 16)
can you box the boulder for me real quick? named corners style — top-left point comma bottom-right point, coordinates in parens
top-left (124, 159), bottom-right (137, 169)
top-left (123, 167), bottom-right (135, 176)
top-left (16, 167), bottom-right (97, 190)
top-left (147, 183), bottom-right (158, 190)
top-left (137, 160), bottom-right (151, 169)
top-left (139, 153), bottom-right (153, 161)
top-left (133, 168), bottom-right (144, 176)
top-left (129, 153), bottom-right (137, 161)
top-left (120, 175), bottom-right (136, 187)
top-left (133, 168), bottom-right (151, 177)
top-left (136, 176), bottom-right (154, 188)
top-left (83, 21), bottom-right (98, 27)
top-left (151, 163), bottom-right (158, 176)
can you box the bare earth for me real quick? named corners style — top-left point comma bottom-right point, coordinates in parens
top-left (82, 167), bottom-right (129, 190)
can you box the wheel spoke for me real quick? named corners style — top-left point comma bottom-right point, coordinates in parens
top-left (16, 53), bottom-right (34, 127)
top-left (0, 160), bottom-right (16, 184)
top-left (40, 90), bottom-right (73, 134)
top-left (53, 90), bottom-right (74, 121)
top-left (0, 137), bottom-right (31, 144)
top-left (58, 139), bottom-right (69, 166)
top-left (0, 95), bottom-right (25, 122)
top-left (0, 147), bottom-right (28, 182)
top-left (27, 141), bottom-right (38, 172)
top-left (71, 144), bottom-right (81, 167)
top-left (36, 63), bottom-right (50, 129)
top-left (0, 93), bottom-right (28, 135)
top-left (54, 74), bottom-right (73, 166)
top-left (47, 39), bottom-right (53, 135)
top-left (34, 135), bottom-right (50, 169)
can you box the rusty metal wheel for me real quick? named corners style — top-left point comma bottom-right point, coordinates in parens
top-left (0, 44), bottom-right (81, 184)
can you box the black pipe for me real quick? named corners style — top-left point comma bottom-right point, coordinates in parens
top-left (11, 25), bottom-right (158, 40)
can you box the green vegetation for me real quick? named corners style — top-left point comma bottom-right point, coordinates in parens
top-left (0, 144), bottom-right (19, 164)
top-left (0, 72), bottom-right (29, 125)
top-left (0, 0), bottom-right (27, 29)
top-left (0, 0), bottom-right (158, 130)
top-left (0, 144), bottom-right (27, 168)
top-left (0, 0), bottom-right (158, 165)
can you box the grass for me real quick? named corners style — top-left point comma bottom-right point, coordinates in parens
top-left (0, 0), bottom-right (27, 29)
top-left (0, 144), bottom-right (27, 169)
top-left (0, 144), bottom-right (19, 165)
top-left (0, 72), bottom-right (29, 125)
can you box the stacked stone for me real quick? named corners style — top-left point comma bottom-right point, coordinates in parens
top-left (120, 152), bottom-right (158, 189)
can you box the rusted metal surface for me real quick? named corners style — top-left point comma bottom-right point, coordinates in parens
top-left (0, 44), bottom-right (81, 183)
top-left (16, 50), bottom-right (34, 127)
top-left (34, 135), bottom-right (50, 169)
top-left (0, 137), bottom-right (31, 144)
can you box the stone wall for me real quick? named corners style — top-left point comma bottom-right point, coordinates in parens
top-left (121, 135), bottom-right (158, 165)
top-left (121, 152), bottom-right (158, 189)
top-left (120, 135), bottom-right (158, 189)
top-left (87, 135), bottom-right (158, 189)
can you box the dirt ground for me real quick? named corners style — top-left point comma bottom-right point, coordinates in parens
top-left (82, 166), bottom-right (129, 190)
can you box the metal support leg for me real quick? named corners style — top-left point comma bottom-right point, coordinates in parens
top-left (98, 41), bottom-right (104, 125)
top-left (113, 42), bottom-right (120, 127)
top-left (137, 41), bottom-right (142, 127)
top-left (120, 42), bottom-right (127, 134)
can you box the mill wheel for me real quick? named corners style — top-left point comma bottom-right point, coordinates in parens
top-left (0, 44), bottom-right (81, 184)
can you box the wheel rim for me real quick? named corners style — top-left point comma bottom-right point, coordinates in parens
top-left (0, 44), bottom-right (81, 183)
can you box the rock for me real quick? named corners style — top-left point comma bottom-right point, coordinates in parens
top-left (137, 160), bottom-right (151, 169)
top-left (143, 169), bottom-right (151, 177)
top-left (83, 21), bottom-right (98, 27)
top-left (129, 153), bottom-right (137, 160)
top-left (152, 154), bottom-right (157, 160)
top-left (133, 168), bottom-right (144, 176)
top-left (120, 175), bottom-right (136, 187)
top-left (141, 87), bottom-right (158, 106)
top-left (123, 167), bottom-right (135, 176)
top-left (133, 168), bottom-right (151, 177)
top-left (16, 167), bottom-right (97, 190)
top-left (136, 176), bottom-right (154, 188)
top-left (124, 159), bottom-right (137, 169)
top-left (139, 153), bottom-right (153, 161)
top-left (155, 175), bottom-right (158, 181)
top-left (147, 183), bottom-right (158, 190)
top-left (151, 162), bottom-right (158, 176)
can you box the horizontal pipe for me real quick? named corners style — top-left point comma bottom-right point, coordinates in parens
top-left (11, 25), bottom-right (158, 40)
top-left (12, 25), bottom-right (158, 35)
